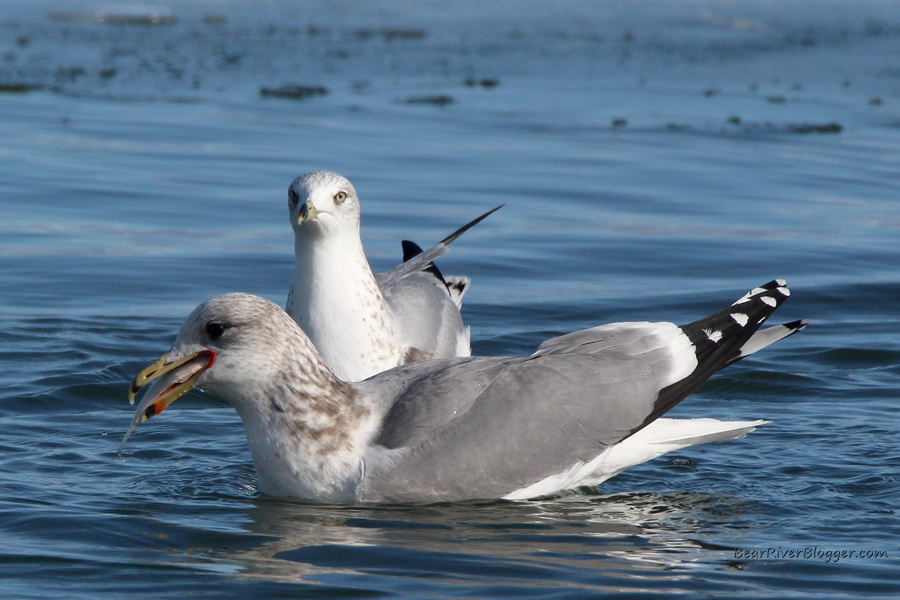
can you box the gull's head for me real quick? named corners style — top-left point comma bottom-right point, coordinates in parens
top-left (120, 293), bottom-right (328, 451)
top-left (288, 171), bottom-right (360, 238)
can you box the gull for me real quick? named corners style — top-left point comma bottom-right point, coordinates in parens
top-left (121, 280), bottom-right (807, 503)
top-left (285, 171), bottom-right (501, 381)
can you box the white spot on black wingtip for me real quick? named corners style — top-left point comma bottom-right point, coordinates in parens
top-left (703, 328), bottom-right (723, 343)
top-left (732, 295), bottom-right (750, 306)
top-left (731, 312), bottom-right (749, 326)
top-left (761, 296), bottom-right (777, 307)
top-left (736, 282), bottom-right (783, 305)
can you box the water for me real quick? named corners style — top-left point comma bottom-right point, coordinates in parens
top-left (2, 1), bottom-right (899, 597)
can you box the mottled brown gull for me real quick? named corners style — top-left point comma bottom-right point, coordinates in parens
top-left (285, 171), bottom-right (501, 381)
top-left (120, 280), bottom-right (806, 503)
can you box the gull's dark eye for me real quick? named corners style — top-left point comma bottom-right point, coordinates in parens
top-left (288, 187), bottom-right (299, 206)
top-left (334, 190), bottom-right (347, 204)
top-left (205, 321), bottom-right (227, 340)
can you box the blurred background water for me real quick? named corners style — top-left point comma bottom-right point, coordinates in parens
top-left (1, 1), bottom-right (898, 597)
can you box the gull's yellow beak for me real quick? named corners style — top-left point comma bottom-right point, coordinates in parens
top-left (119, 350), bottom-right (217, 452)
top-left (297, 200), bottom-right (321, 225)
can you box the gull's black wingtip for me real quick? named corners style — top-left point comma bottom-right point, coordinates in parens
top-left (401, 239), bottom-right (447, 284)
top-left (783, 319), bottom-right (810, 333)
top-left (439, 204), bottom-right (504, 245)
top-left (401, 240), bottom-right (424, 262)
top-left (644, 280), bottom-right (805, 429)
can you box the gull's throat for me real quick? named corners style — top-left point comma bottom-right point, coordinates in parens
top-left (289, 229), bottom-right (401, 381)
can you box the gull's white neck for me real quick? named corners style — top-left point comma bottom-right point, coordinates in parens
top-left (288, 226), bottom-right (401, 381)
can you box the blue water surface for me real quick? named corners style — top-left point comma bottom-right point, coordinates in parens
top-left (1, 1), bottom-right (898, 597)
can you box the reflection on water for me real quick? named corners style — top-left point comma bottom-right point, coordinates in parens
top-left (225, 493), bottom-right (724, 589)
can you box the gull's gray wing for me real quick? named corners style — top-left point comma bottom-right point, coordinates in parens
top-left (381, 271), bottom-right (471, 361)
top-left (360, 332), bottom-right (684, 502)
top-left (358, 280), bottom-right (804, 503)
top-left (363, 356), bottom-right (511, 449)
top-left (371, 207), bottom-right (501, 361)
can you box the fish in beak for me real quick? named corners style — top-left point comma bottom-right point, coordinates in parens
top-left (119, 350), bottom-right (217, 452)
